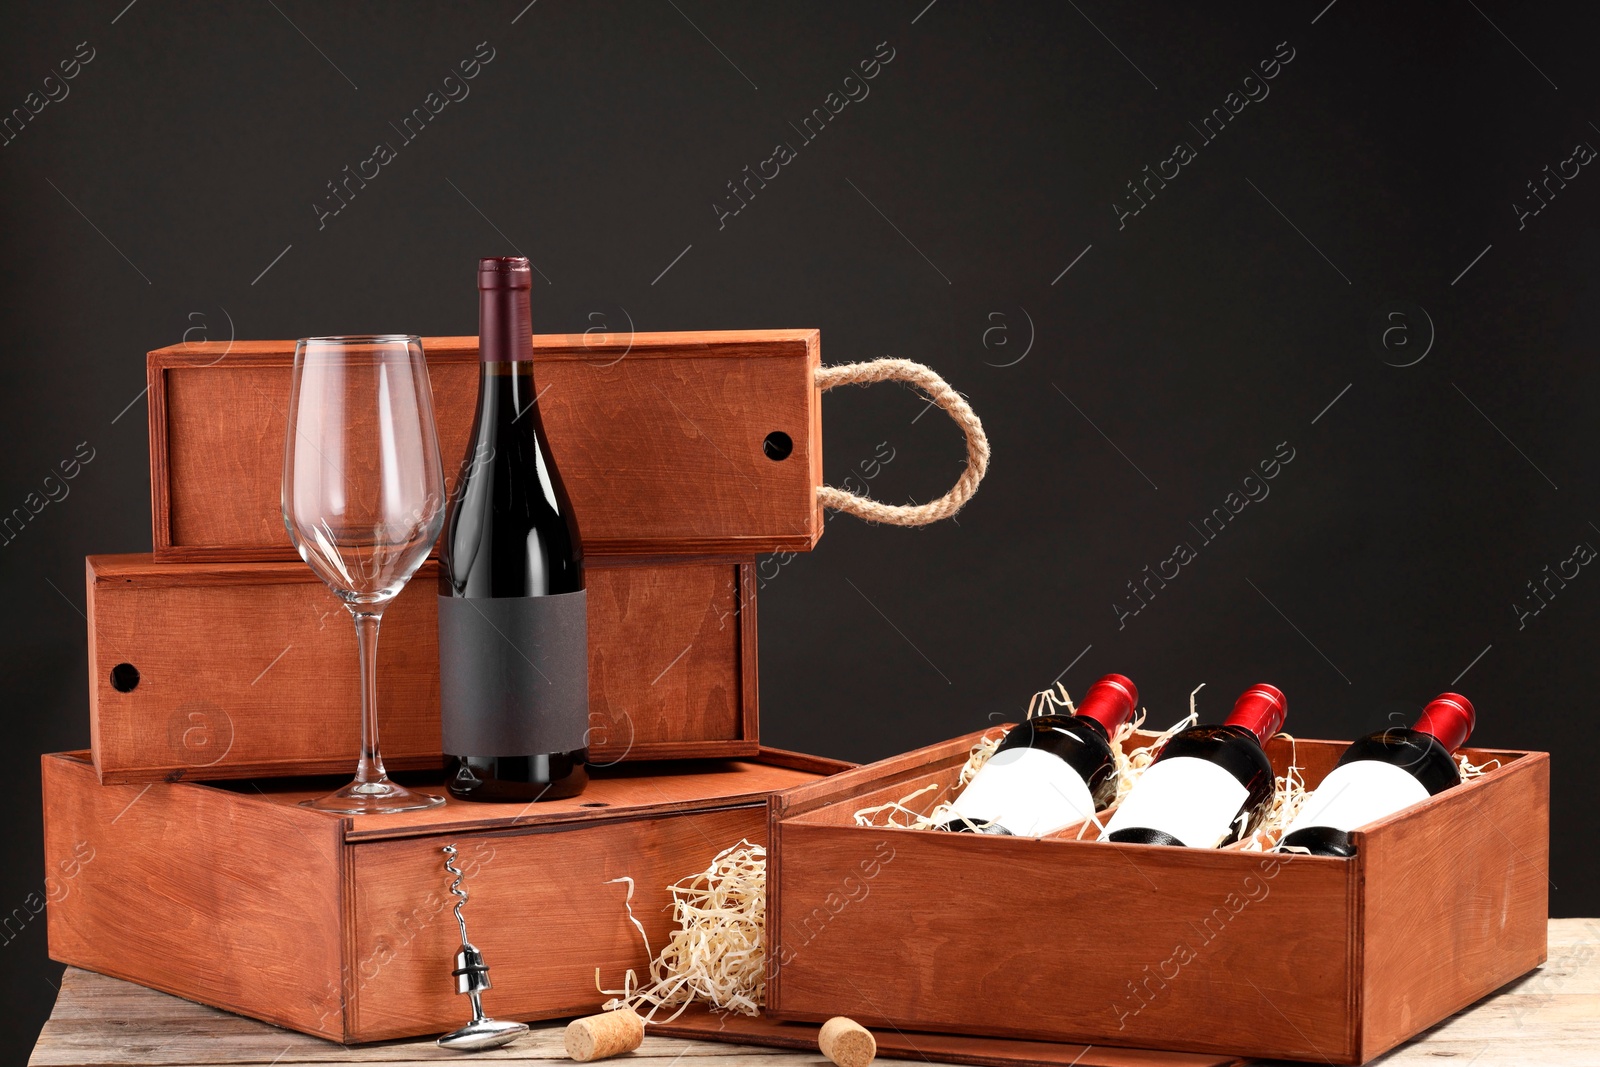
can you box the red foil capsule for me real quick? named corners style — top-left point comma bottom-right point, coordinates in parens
top-left (1075, 673), bottom-right (1138, 735)
top-left (1412, 692), bottom-right (1475, 753)
top-left (1224, 683), bottom-right (1287, 743)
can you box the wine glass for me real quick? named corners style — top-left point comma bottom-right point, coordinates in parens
top-left (282, 335), bottom-right (447, 813)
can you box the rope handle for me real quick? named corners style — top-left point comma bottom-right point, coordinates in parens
top-left (815, 358), bottom-right (990, 525)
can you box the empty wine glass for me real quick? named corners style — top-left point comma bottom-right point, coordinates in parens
top-left (282, 335), bottom-right (447, 813)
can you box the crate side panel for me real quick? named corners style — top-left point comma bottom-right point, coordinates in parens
top-left (587, 559), bottom-right (742, 746)
top-left (349, 804), bottom-right (766, 1042)
top-left (41, 754), bottom-right (346, 1038)
top-left (88, 557), bottom-right (438, 781)
top-left (1356, 752), bottom-right (1550, 1060)
top-left (88, 556), bottom-right (747, 781)
top-left (770, 823), bottom-right (1356, 1062)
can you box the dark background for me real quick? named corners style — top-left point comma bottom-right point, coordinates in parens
top-left (3, 0), bottom-right (1596, 1057)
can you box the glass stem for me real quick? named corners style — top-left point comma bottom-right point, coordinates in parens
top-left (349, 607), bottom-right (388, 785)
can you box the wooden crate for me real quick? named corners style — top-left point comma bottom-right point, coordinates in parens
top-left (86, 553), bottom-right (761, 782)
top-left (766, 729), bottom-right (1550, 1064)
top-left (149, 330), bottom-right (824, 562)
top-left (43, 747), bottom-right (849, 1043)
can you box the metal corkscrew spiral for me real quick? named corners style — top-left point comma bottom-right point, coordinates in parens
top-left (436, 844), bottom-right (528, 1052)
top-left (445, 843), bottom-right (472, 944)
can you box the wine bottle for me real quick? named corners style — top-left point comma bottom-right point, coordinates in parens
top-left (1278, 692), bottom-right (1474, 857)
top-left (1103, 683), bottom-right (1286, 848)
top-left (942, 673), bottom-right (1138, 836)
top-left (438, 256), bottom-right (589, 802)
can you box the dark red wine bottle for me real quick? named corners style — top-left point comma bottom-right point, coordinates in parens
top-left (942, 674), bottom-right (1138, 836)
top-left (1104, 683), bottom-right (1286, 848)
top-left (1278, 693), bottom-right (1474, 857)
top-left (438, 257), bottom-right (589, 802)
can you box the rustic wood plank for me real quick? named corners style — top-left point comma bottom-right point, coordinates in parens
top-left (30, 921), bottom-right (1599, 1066)
top-left (650, 1006), bottom-right (1244, 1067)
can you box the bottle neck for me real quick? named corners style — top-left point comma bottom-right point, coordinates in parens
top-left (1074, 673), bottom-right (1138, 737)
top-left (1411, 693), bottom-right (1475, 753)
top-left (1222, 684), bottom-right (1287, 744)
top-left (479, 285), bottom-right (532, 364)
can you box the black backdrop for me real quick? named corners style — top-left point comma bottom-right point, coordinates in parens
top-left (3, 0), bottom-right (1596, 1056)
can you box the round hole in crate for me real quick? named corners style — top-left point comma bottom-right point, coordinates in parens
top-left (580, 802), bottom-right (610, 808)
top-left (110, 663), bottom-right (140, 693)
top-left (763, 431), bottom-right (793, 461)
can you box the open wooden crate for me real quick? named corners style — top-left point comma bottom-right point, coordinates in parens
top-left (765, 728), bottom-right (1549, 1064)
top-left (43, 747), bottom-right (847, 1043)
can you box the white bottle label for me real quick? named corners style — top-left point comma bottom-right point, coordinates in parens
top-left (1283, 759), bottom-right (1430, 837)
top-left (1102, 755), bottom-right (1249, 848)
top-left (946, 747), bottom-right (1096, 837)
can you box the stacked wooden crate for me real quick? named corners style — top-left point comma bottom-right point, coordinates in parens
top-left (48, 330), bottom-right (850, 1041)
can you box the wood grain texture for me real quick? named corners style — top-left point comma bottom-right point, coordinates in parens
top-left (752, 746), bottom-right (855, 776)
top-left (766, 731), bottom-right (1547, 1065)
top-left (1352, 748), bottom-right (1550, 1061)
top-left (32, 924), bottom-right (1600, 1066)
top-left (738, 563), bottom-right (760, 758)
top-left (148, 331), bottom-right (823, 562)
top-left (222, 755), bottom-right (840, 844)
top-left (41, 752), bottom-right (348, 1039)
top-left (40, 749), bottom-right (838, 1046)
top-left (86, 553), bottom-right (757, 781)
top-left (347, 805), bottom-right (770, 1042)
top-left (770, 821), bottom-right (1354, 1060)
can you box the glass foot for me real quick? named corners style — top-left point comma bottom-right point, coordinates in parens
top-left (300, 777), bottom-right (446, 814)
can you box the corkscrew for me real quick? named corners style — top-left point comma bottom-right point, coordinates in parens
top-left (436, 844), bottom-right (528, 1052)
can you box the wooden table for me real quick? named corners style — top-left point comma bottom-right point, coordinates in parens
top-left (29, 919), bottom-right (1599, 1067)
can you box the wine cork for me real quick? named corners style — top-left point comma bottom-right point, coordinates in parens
top-left (565, 1006), bottom-right (644, 1062)
top-left (819, 1016), bottom-right (876, 1067)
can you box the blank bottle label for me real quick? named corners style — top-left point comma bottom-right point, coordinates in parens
top-left (1102, 755), bottom-right (1249, 848)
top-left (946, 747), bottom-right (1096, 836)
top-left (438, 590), bottom-right (589, 756)
top-left (1283, 759), bottom-right (1430, 837)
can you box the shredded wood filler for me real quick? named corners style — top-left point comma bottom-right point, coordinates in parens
top-left (1247, 737), bottom-right (1494, 851)
top-left (850, 683), bottom-right (1209, 834)
top-left (847, 682), bottom-right (1318, 848)
top-left (1457, 751), bottom-right (1498, 780)
top-left (597, 841), bottom-right (767, 1021)
top-left (1109, 684), bottom-right (1204, 807)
